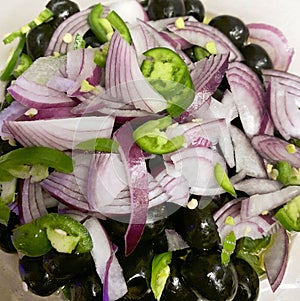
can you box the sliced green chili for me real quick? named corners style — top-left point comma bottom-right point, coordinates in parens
top-left (75, 137), bottom-right (119, 153)
top-left (105, 10), bottom-right (132, 43)
top-left (0, 35), bottom-right (26, 81)
top-left (88, 3), bottom-right (109, 44)
top-left (3, 8), bottom-right (53, 44)
top-left (133, 116), bottom-right (185, 155)
top-left (12, 53), bottom-right (33, 78)
top-left (221, 230), bottom-right (236, 265)
top-left (0, 146), bottom-right (74, 180)
top-left (275, 195), bottom-right (300, 231)
top-left (214, 162), bottom-right (237, 197)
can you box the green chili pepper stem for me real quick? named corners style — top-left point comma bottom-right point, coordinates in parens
top-left (0, 35), bottom-right (26, 81)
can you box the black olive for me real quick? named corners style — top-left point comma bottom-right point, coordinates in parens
top-left (19, 255), bottom-right (65, 296)
top-left (184, 0), bottom-right (205, 22)
top-left (182, 250), bottom-right (238, 301)
top-left (161, 257), bottom-right (198, 301)
top-left (68, 269), bottom-right (103, 301)
top-left (232, 257), bottom-right (259, 301)
top-left (239, 43), bottom-right (273, 75)
top-left (147, 0), bottom-right (185, 20)
top-left (43, 249), bottom-right (94, 280)
top-left (26, 23), bottom-right (56, 60)
top-left (171, 206), bottom-right (220, 251)
top-left (117, 242), bottom-right (155, 300)
top-left (83, 30), bottom-right (102, 48)
top-left (46, 0), bottom-right (80, 27)
top-left (208, 15), bottom-right (249, 48)
top-left (0, 211), bottom-right (19, 253)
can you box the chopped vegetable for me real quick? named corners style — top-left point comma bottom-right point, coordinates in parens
top-left (151, 252), bottom-right (172, 301)
top-left (221, 230), bottom-right (236, 265)
top-left (214, 162), bottom-right (237, 197)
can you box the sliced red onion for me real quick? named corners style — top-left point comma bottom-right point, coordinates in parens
top-left (105, 31), bottom-right (167, 113)
top-left (166, 147), bottom-right (227, 196)
top-left (18, 179), bottom-right (48, 224)
top-left (240, 186), bottom-right (300, 219)
top-left (214, 198), bottom-right (276, 242)
top-left (234, 178), bottom-right (283, 195)
top-left (114, 122), bottom-right (149, 256)
top-left (190, 53), bottom-right (229, 96)
top-left (266, 77), bottom-right (300, 140)
top-left (264, 226), bottom-right (289, 292)
top-left (5, 116), bottom-right (115, 150)
top-left (87, 153), bottom-right (128, 213)
top-left (83, 217), bottom-right (127, 301)
top-left (45, 7), bottom-right (93, 56)
top-left (247, 23), bottom-right (294, 71)
top-left (229, 125), bottom-right (267, 178)
top-left (251, 134), bottom-right (300, 168)
top-left (165, 229), bottom-right (189, 251)
top-left (166, 119), bottom-right (235, 168)
top-left (167, 21), bottom-right (243, 62)
top-left (0, 101), bottom-right (28, 139)
top-left (226, 62), bottom-right (266, 138)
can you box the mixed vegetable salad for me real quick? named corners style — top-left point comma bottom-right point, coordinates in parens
top-left (0, 0), bottom-right (300, 300)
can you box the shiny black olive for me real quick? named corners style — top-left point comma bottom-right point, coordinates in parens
top-left (26, 23), bottom-right (56, 60)
top-left (182, 250), bottom-right (238, 301)
top-left (161, 257), bottom-right (198, 301)
top-left (208, 15), bottom-right (249, 48)
top-left (46, 0), bottom-right (80, 27)
top-left (117, 242), bottom-right (154, 300)
top-left (83, 30), bottom-right (102, 48)
top-left (232, 257), bottom-right (259, 301)
top-left (19, 255), bottom-right (65, 296)
top-left (68, 269), bottom-right (103, 301)
top-left (147, 0), bottom-right (185, 20)
top-left (43, 249), bottom-right (94, 280)
top-left (171, 206), bottom-right (220, 251)
top-left (184, 0), bottom-right (205, 22)
top-left (0, 211), bottom-right (19, 253)
top-left (239, 43), bottom-right (273, 75)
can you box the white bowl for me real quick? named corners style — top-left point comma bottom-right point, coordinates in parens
top-left (0, 0), bottom-right (300, 300)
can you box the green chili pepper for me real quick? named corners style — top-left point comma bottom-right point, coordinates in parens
top-left (12, 213), bottom-right (93, 256)
top-left (133, 116), bottom-right (185, 155)
top-left (0, 146), bottom-right (74, 181)
top-left (141, 47), bottom-right (195, 118)
top-left (221, 230), bottom-right (236, 265)
top-left (214, 162), bottom-right (237, 197)
top-left (88, 4), bottom-right (110, 44)
top-left (105, 10), bottom-right (132, 43)
top-left (12, 53), bottom-right (33, 78)
top-left (275, 195), bottom-right (300, 231)
top-left (75, 137), bottom-right (119, 153)
top-left (193, 45), bottom-right (211, 61)
top-left (0, 35), bottom-right (26, 81)
top-left (151, 252), bottom-right (172, 301)
top-left (275, 161), bottom-right (300, 186)
top-left (3, 8), bottom-right (53, 44)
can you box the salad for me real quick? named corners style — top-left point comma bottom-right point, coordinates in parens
top-left (0, 0), bottom-right (300, 300)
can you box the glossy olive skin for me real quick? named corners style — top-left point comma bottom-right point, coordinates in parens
top-left (19, 255), bottom-right (65, 296)
top-left (46, 0), bottom-right (80, 27)
top-left (117, 242), bottom-right (155, 300)
top-left (209, 15), bottom-right (249, 48)
top-left (161, 257), bottom-right (198, 301)
top-left (68, 270), bottom-right (103, 301)
top-left (0, 211), bottom-right (19, 253)
top-left (43, 250), bottom-right (94, 280)
top-left (239, 43), bottom-right (273, 74)
top-left (182, 250), bottom-right (238, 301)
top-left (26, 23), bottom-right (55, 60)
top-left (171, 206), bottom-right (220, 251)
top-left (232, 258), bottom-right (259, 301)
top-left (147, 0), bottom-right (185, 20)
top-left (184, 0), bottom-right (205, 22)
